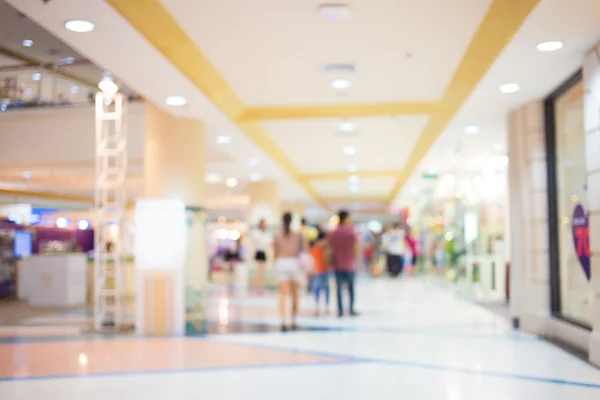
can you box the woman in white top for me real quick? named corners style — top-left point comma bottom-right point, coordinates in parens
top-left (273, 212), bottom-right (308, 331)
top-left (252, 219), bottom-right (272, 294)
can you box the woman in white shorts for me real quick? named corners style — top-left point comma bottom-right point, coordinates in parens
top-left (273, 212), bottom-right (308, 331)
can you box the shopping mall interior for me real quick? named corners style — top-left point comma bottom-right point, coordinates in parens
top-left (1, 0), bottom-right (600, 398)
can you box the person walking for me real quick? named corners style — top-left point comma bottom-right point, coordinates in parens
top-left (273, 212), bottom-right (308, 331)
top-left (382, 223), bottom-right (405, 277)
top-left (328, 210), bottom-right (359, 317)
top-left (251, 219), bottom-right (271, 294)
top-left (311, 229), bottom-right (330, 316)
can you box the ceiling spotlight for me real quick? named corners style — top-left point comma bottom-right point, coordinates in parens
top-left (165, 96), bottom-right (187, 106)
top-left (65, 20), bottom-right (95, 33)
top-left (60, 56), bottom-right (75, 65)
top-left (217, 135), bottom-right (232, 145)
top-left (331, 79), bottom-right (352, 90)
top-left (537, 41), bottom-right (563, 52)
top-left (22, 171), bottom-right (32, 179)
top-left (250, 173), bottom-right (262, 182)
top-left (225, 177), bottom-right (238, 188)
top-left (343, 146), bottom-right (358, 156)
top-left (339, 121), bottom-right (356, 133)
top-left (22, 39), bottom-right (33, 47)
top-left (318, 4), bottom-right (350, 20)
top-left (347, 164), bottom-right (358, 173)
top-left (56, 217), bottom-right (68, 228)
top-left (248, 158), bottom-right (260, 167)
top-left (98, 72), bottom-right (118, 95)
top-left (348, 175), bottom-right (359, 184)
top-left (78, 219), bottom-right (90, 230)
top-left (464, 125), bottom-right (480, 134)
top-left (32, 73), bottom-right (41, 81)
top-left (349, 185), bottom-right (359, 193)
top-left (498, 83), bottom-right (520, 94)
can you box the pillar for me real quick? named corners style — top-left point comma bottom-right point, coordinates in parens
top-left (583, 44), bottom-right (600, 366)
top-left (507, 101), bottom-right (550, 334)
top-left (246, 181), bottom-right (280, 229)
top-left (141, 102), bottom-right (207, 334)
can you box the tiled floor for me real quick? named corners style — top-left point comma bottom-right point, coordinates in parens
top-left (1, 278), bottom-right (600, 399)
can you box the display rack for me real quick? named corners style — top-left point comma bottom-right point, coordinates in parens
top-left (94, 92), bottom-right (127, 331)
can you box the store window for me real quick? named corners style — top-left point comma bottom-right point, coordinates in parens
top-left (546, 71), bottom-right (592, 327)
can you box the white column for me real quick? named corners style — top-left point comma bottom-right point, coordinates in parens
top-left (507, 101), bottom-right (550, 334)
top-left (583, 44), bottom-right (600, 366)
top-left (141, 102), bottom-right (207, 335)
top-left (246, 181), bottom-right (280, 229)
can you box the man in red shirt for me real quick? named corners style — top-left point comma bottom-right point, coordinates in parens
top-left (328, 210), bottom-right (359, 317)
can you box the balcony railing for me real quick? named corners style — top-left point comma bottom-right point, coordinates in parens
top-left (0, 63), bottom-right (138, 112)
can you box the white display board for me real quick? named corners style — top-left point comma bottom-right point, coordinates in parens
top-left (134, 199), bottom-right (187, 271)
top-left (134, 199), bottom-right (186, 335)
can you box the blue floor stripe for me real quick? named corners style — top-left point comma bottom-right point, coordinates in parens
top-left (202, 338), bottom-right (600, 390)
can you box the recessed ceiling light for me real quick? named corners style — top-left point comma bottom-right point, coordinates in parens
top-left (217, 135), bottom-right (232, 145)
top-left (22, 39), bottom-right (33, 47)
top-left (498, 83), bottom-right (520, 94)
top-left (343, 146), bottom-right (357, 156)
top-left (348, 175), bottom-right (359, 184)
top-left (347, 164), bottom-right (358, 173)
top-left (165, 96), bottom-right (186, 106)
top-left (339, 121), bottom-right (356, 133)
top-left (248, 158), bottom-right (260, 167)
top-left (250, 173), bottom-right (262, 182)
top-left (60, 56), bottom-right (75, 65)
top-left (71, 85), bottom-right (80, 94)
top-left (22, 171), bottom-right (32, 179)
top-left (65, 20), bottom-right (95, 33)
top-left (318, 4), bottom-right (350, 20)
top-left (225, 177), bottom-right (238, 188)
top-left (331, 79), bottom-right (352, 90)
top-left (32, 73), bottom-right (41, 81)
top-left (537, 41), bottom-right (563, 52)
top-left (206, 173), bottom-right (223, 183)
top-left (349, 185), bottom-right (359, 193)
top-left (464, 125), bottom-right (480, 134)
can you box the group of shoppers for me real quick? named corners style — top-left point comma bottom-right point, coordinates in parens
top-left (253, 210), bottom-right (358, 331)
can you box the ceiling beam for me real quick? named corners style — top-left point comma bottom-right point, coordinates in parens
top-left (238, 102), bottom-right (440, 121)
top-left (107, 0), bottom-right (329, 209)
top-left (387, 0), bottom-right (540, 203)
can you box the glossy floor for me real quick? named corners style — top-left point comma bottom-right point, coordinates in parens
top-left (1, 278), bottom-right (600, 399)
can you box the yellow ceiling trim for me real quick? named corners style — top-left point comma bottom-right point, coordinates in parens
top-left (107, 0), bottom-right (326, 208)
top-left (301, 170), bottom-right (400, 181)
top-left (239, 102), bottom-right (440, 121)
top-left (387, 0), bottom-right (540, 203)
top-left (324, 196), bottom-right (388, 203)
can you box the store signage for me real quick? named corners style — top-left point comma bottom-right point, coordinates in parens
top-left (571, 204), bottom-right (590, 281)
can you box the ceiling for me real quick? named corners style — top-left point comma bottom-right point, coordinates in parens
top-left (2, 0), bottom-right (600, 217)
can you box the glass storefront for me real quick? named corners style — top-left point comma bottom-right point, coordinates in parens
top-left (546, 71), bottom-right (593, 327)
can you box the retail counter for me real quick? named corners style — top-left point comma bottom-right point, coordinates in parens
top-left (21, 254), bottom-right (87, 307)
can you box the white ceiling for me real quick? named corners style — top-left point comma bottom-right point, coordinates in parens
top-left (264, 115), bottom-right (429, 174)
top-left (161, 0), bottom-right (492, 105)
top-left (4, 0), bottom-right (600, 217)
